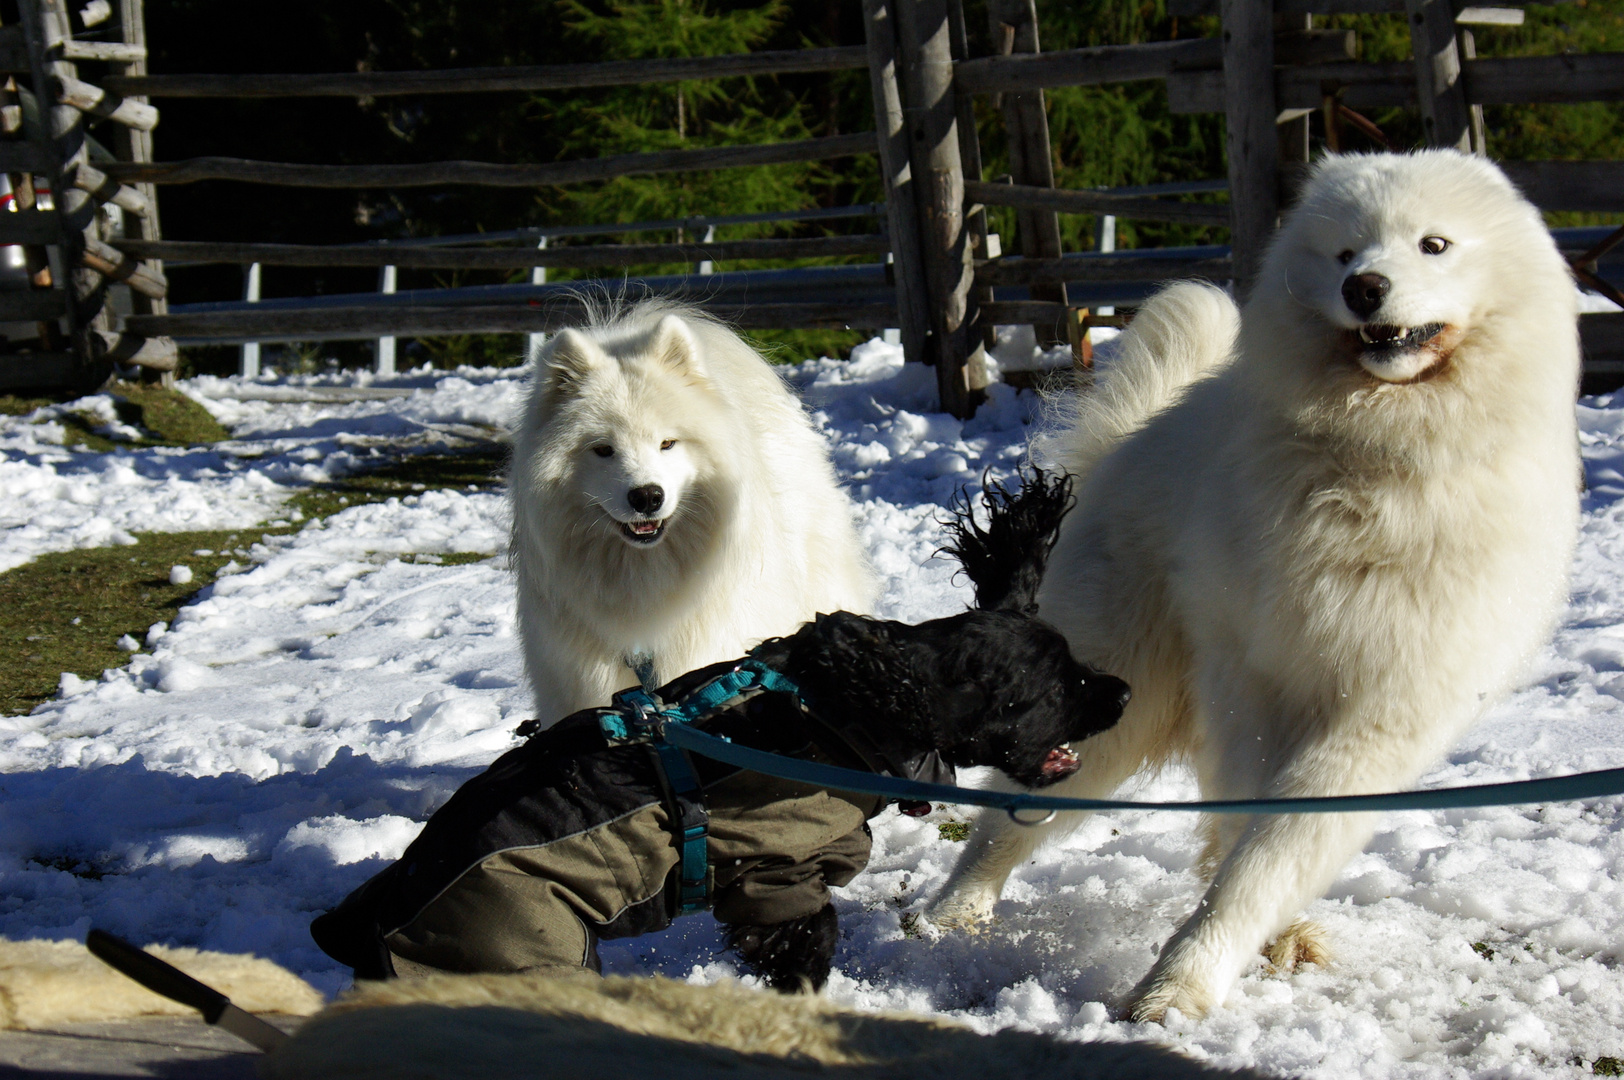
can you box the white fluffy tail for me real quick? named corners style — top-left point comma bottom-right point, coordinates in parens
top-left (1042, 281), bottom-right (1238, 480)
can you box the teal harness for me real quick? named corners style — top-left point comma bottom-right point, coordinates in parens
top-left (601, 659), bottom-right (803, 914)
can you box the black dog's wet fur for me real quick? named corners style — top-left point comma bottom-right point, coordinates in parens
top-left (728, 467), bottom-right (1126, 991)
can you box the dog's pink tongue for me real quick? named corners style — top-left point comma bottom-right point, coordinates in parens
top-left (630, 521), bottom-right (659, 535)
top-left (1041, 746), bottom-right (1080, 780)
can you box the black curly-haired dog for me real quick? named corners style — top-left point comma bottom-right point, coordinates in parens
top-left (313, 468), bottom-right (1124, 993)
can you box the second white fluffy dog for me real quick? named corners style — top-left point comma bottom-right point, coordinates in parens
top-left (931, 151), bottom-right (1582, 1020)
top-left (510, 301), bottom-right (877, 723)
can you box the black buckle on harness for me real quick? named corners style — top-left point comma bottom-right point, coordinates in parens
top-left (607, 686), bottom-right (713, 915)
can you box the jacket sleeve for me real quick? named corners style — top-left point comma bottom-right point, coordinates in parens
top-left (711, 824), bottom-right (872, 926)
top-left (703, 769), bottom-right (877, 926)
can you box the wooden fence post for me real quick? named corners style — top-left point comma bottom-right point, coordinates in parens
top-left (894, 0), bottom-right (984, 418)
top-left (112, 0), bottom-right (171, 385)
top-left (1406, 0), bottom-right (1473, 151)
top-left (17, 0), bottom-right (112, 386)
top-left (1219, 0), bottom-right (1279, 299)
top-left (861, 0), bottom-right (931, 370)
top-left (986, 0), bottom-right (1066, 348)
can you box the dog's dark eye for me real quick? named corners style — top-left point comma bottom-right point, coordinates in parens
top-left (1336, 250), bottom-right (1354, 265)
top-left (592, 445), bottom-right (614, 458)
top-left (1420, 235), bottom-right (1450, 255)
top-left (660, 439), bottom-right (677, 451)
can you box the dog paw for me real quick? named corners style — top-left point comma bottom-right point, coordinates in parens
top-left (1263, 919), bottom-right (1330, 973)
top-left (726, 905), bottom-right (839, 994)
top-left (1126, 974), bottom-right (1217, 1023)
top-left (925, 888), bottom-right (998, 933)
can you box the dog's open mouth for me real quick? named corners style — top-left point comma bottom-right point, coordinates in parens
top-left (1356, 322), bottom-right (1445, 353)
top-left (1039, 745), bottom-right (1080, 782)
top-left (618, 519), bottom-right (666, 545)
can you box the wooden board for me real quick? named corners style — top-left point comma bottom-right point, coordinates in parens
top-left (966, 179), bottom-right (1230, 226)
top-left (974, 253), bottom-right (1232, 287)
top-left (111, 235), bottom-right (891, 269)
top-left (1501, 161), bottom-right (1624, 214)
top-left (954, 38), bottom-right (1219, 95)
top-left (124, 300), bottom-right (901, 342)
top-left (1168, 53), bottom-right (1624, 114)
top-left (103, 134), bottom-right (878, 189)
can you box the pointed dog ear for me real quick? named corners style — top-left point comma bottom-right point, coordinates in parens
top-left (647, 314), bottom-right (707, 379)
top-left (540, 328), bottom-right (605, 389)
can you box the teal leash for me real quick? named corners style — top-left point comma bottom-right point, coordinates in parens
top-left (663, 722), bottom-right (1624, 824)
top-left (601, 658), bottom-right (1624, 828)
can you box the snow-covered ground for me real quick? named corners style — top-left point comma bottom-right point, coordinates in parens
top-left (2, 337), bottom-right (1622, 1078)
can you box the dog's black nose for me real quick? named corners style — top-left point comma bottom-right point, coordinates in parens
top-left (1342, 272), bottom-right (1390, 319)
top-left (627, 484), bottom-right (665, 514)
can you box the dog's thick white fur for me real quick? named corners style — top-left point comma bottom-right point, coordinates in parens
top-left (511, 300), bottom-right (877, 722)
top-left (0, 937), bottom-right (322, 1029)
top-left (261, 972), bottom-right (1272, 1079)
top-left (930, 151), bottom-right (1582, 1020)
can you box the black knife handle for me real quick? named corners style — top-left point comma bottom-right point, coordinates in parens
top-left (86, 928), bottom-right (229, 1023)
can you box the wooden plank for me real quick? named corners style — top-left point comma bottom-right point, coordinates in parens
top-left (55, 73), bottom-right (159, 131)
top-left (0, 209), bottom-right (65, 245)
top-left (124, 300), bottom-right (901, 342)
top-left (95, 329), bottom-right (176, 369)
top-left (897, 0), bottom-right (984, 417)
top-left (0, 290), bottom-right (68, 321)
top-left (1275, 27), bottom-right (1359, 66)
top-left (953, 27), bottom-right (1350, 97)
top-left (103, 46), bottom-right (870, 99)
top-left (81, 236), bottom-right (167, 298)
top-left (967, 179), bottom-right (1231, 225)
top-left (101, 133), bottom-right (878, 188)
top-left (862, 0), bottom-right (931, 360)
top-left (0, 140), bottom-right (57, 172)
top-left (954, 38), bottom-right (1220, 95)
top-left (1407, 0), bottom-right (1473, 150)
top-left (1501, 161), bottom-right (1624, 214)
top-left (1175, 0), bottom-right (1548, 16)
top-left (1221, 0), bottom-right (1279, 298)
top-left (979, 299), bottom-right (1068, 326)
top-left (974, 253), bottom-right (1233, 287)
top-left (1469, 53), bottom-right (1624, 104)
top-left (1170, 54), bottom-right (1624, 114)
top-left (59, 40), bottom-right (146, 61)
top-left (1172, 0), bottom-right (1403, 14)
top-left (111, 234), bottom-right (891, 268)
top-left (70, 160), bottom-right (153, 216)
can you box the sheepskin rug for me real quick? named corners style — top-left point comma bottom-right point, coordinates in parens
top-left (262, 973), bottom-right (1276, 1080)
top-left (0, 937), bottom-right (323, 1030)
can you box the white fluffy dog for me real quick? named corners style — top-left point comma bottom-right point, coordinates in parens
top-left (931, 151), bottom-right (1582, 1020)
top-left (510, 300), bottom-right (877, 722)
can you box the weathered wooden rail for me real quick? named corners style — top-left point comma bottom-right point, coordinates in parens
top-left (0, 0), bottom-right (1619, 412)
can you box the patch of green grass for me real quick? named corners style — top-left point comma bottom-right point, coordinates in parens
top-left (285, 447), bottom-right (509, 521)
top-left (1, 381), bottom-right (228, 450)
top-left (1471, 941), bottom-right (1496, 961)
top-left (112, 381), bottom-right (231, 444)
top-left (0, 529), bottom-right (259, 716)
top-left (1, 447), bottom-right (510, 717)
top-left (1595, 1057), bottom-right (1624, 1077)
top-left (938, 820), bottom-right (971, 843)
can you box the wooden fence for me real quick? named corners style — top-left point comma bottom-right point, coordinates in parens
top-left (0, 0), bottom-right (1619, 415)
